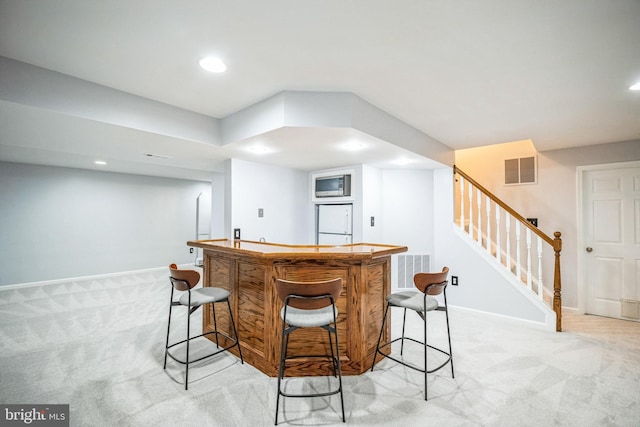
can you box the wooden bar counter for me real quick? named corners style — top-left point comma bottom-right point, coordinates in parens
top-left (187, 239), bottom-right (407, 377)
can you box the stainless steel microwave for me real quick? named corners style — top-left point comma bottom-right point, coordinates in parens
top-left (315, 174), bottom-right (351, 198)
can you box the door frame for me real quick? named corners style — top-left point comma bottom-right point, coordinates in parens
top-left (577, 160), bottom-right (640, 315)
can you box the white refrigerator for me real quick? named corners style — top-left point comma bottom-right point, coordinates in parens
top-left (316, 204), bottom-right (353, 245)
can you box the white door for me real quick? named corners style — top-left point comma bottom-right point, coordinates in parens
top-left (582, 163), bottom-right (640, 320)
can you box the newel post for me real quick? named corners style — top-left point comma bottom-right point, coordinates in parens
top-left (553, 231), bottom-right (562, 332)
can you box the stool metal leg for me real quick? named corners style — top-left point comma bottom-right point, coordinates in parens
top-left (443, 296), bottom-right (454, 378)
top-left (185, 291), bottom-right (191, 390)
top-left (400, 307), bottom-right (408, 355)
top-left (328, 329), bottom-right (338, 377)
top-left (371, 302), bottom-right (390, 371)
top-left (212, 301), bottom-right (220, 348)
top-left (424, 308), bottom-right (428, 400)
top-left (164, 287), bottom-right (175, 369)
top-left (275, 312), bottom-right (289, 425)
top-left (331, 318), bottom-right (345, 422)
top-left (226, 299), bottom-right (244, 362)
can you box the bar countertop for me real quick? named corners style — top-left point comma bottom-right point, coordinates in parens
top-left (187, 239), bottom-right (408, 259)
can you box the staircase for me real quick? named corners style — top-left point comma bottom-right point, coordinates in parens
top-left (454, 166), bottom-right (563, 331)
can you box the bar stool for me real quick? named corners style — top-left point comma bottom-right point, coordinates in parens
top-left (164, 263), bottom-right (243, 390)
top-left (274, 278), bottom-right (345, 425)
top-left (371, 266), bottom-right (453, 400)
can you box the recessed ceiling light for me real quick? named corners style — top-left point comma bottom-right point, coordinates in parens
top-left (246, 146), bottom-right (272, 155)
top-left (95, 160), bottom-right (107, 165)
top-left (199, 56), bottom-right (227, 73)
top-left (630, 82), bottom-right (640, 91)
top-left (342, 141), bottom-right (365, 151)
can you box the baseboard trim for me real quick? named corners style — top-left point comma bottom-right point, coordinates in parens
top-left (0, 264), bottom-right (195, 291)
top-left (449, 304), bottom-right (555, 332)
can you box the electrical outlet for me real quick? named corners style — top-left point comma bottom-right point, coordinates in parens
top-left (189, 248), bottom-right (194, 253)
top-left (258, 208), bottom-right (264, 218)
top-left (234, 228), bottom-right (241, 240)
top-left (451, 275), bottom-right (459, 286)
top-left (370, 216), bottom-right (375, 226)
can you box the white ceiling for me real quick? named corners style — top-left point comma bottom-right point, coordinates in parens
top-left (0, 0), bottom-right (639, 179)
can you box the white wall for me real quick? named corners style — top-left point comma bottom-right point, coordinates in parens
top-left (382, 169), bottom-right (435, 254)
top-left (0, 161), bottom-right (210, 286)
top-left (362, 165), bottom-right (384, 243)
top-left (456, 139), bottom-right (640, 309)
top-left (229, 158), bottom-right (309, 244)
top-left (210, 171), bottom-right (226, 239)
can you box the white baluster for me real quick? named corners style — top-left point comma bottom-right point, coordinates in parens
top-left (459, 175), bottom-right (465, 230)
top-left (485, 198), bottom-right (491, 254)
top-left (495, 206), bottom-right (501, 265)
top-left (468, 181), bottom-right (474, 239)
top-left (505, 212), bottom-right (511, 272)
top-left (477, 188), bottom-right (482, 244)
top-left (537, 237), bottom-right (543, 299)
top-left (526, 227), bottom-right (532, 291)
top-left (515, 221), bottom-right (521, 281)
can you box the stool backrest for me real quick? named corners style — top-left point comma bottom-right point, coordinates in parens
top-left (275, 278), bottom-right (343, 310)
top-left (414, 266), bottom-right (449, 295)
top-left (169, 263), bottom-right (200, 291)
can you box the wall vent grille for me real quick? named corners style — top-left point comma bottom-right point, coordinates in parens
top-left (397, 254), bottom-right (431, 289)
top-left (505, 156), bottom-right (537, 185)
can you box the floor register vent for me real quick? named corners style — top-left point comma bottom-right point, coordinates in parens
top-left (397, 254), bottom-right (431, 289)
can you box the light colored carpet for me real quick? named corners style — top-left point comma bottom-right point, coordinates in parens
top-left (1, 269), bottom-right (639, 426)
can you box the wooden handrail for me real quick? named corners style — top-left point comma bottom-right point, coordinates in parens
top-left (454, 165), bottom-right (553, 245)
top-left (453, 165), bottom-right (563, 331)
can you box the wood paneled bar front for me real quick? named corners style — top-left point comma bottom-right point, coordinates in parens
top-left (186, 239), bottom-right (407, 377)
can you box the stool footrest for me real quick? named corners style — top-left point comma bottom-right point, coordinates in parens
top-left (166, 330), bottom-right (240, 365)
top-left (374, 337), bottom-right (452, 374)
top-left (279, 388), bottom-right (342, 399)
top-left (282, 353), bottom-right (340, 361)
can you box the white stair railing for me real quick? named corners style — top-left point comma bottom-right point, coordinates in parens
top-left (454, 166), bottom-right (563, 331)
